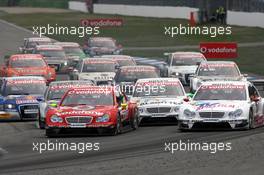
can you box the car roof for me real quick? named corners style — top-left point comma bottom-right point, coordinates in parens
top-left (67, 86), bottom-right (114, 93)
top-left (83, 58), bottom-right (116, 63)
top-left (49, 80), bottom-right (94, 86)
top-left (171, 52), bottom-right (205, 56)
top-left (200, 81), bottom-right (250, 86)
top-left (36, 45), bottom-right (63, 50)
top-left (200, 61), bottom-right (236, 64)
top-left (120, 65), bottom-right (156, 69)
top-left (136, 78), bottom-right (181, 83)
top-left (101, 55), bottom-right (133, 60)
top-left (54, 42), bottom-right (80, 47)
top-left (27, 37), bottom-right (52, 42)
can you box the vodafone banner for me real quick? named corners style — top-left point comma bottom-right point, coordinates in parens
top-left (200, 42), bottom-right (238, 59)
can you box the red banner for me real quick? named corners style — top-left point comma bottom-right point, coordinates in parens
top-left (80, 19), bottom-right (123, 27)
top-left (200, 42), bottom-right (238, 59)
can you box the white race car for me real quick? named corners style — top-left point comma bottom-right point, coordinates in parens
top-left (166, 52), bottom-right (206, 85)
top-left (130, 78), bottom-right (187, 123)
top-left (178, 81), bottom-right (264, 130)
top-left (190, 61), bottom-right (246, 93)
top-left (70, 58), bottom-right (119, 85)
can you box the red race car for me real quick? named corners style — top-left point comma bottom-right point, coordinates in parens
top-left (0, 54), bottom-right (56, 83)
top-left (45, 86), bottom-right (139, 137)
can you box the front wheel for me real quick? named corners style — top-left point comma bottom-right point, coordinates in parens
top-left (248, 110), bottom-right (255, 129)
top-left (131, 110), bottom-right (139, 130)
top-left (45, 128), bottom-right (58, 138)
top-left (110, 115), bottom-right (122, 136)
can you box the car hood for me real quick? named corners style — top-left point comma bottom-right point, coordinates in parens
top-left (79, 72), bottom-right (116, 81)
top-left (55, 105), bottom-right (114, 117)
top-left (170, 65), bottom-right (198, 74)
top-left (190, 100), bottom-right (246, 112)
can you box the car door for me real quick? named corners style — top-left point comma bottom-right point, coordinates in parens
top-left (248, 84), bottom-right (264, 126)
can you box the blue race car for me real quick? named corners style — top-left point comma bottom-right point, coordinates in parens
top-left (0, 76), bottom-right (46, 120)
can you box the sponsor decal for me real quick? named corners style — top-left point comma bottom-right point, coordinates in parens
top-left (84, 60), bottom-right (114, 64)
top-left (50, 84), bottom-right (93, 90)
top-left (121, 67), bottom-right (156, 73)
top-left (58, 110), bottom-right (103, 116)
top-left (7, 80), bottom-right (46, 84)
top-left (81, 18), bottom-right (123, 27)
top-left (200, 42), bottom-right (238, 59)
top-left (194, 102), bottom-right (235, 110)
top-left (16, 99), bottom-right (37, 104)
top-left (200, 84), bottom-right (245, 90)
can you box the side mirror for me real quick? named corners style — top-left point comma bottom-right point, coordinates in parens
top-left (121, 103), bottom-right (128, 110)
top-left (49, 101), bottom-right (58, 108)
top-left (36, 97), bottom-right (44, 102)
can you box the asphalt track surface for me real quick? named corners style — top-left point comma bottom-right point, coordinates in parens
top-left (0, 20), bottom-right (264, 175)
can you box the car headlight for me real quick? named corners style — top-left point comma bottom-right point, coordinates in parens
top-left (50, 115), bottom-right (63, 123)
top-left (228, 109), bottom-right (243, 118)
top-left (174, 106), bottom-right (180, 112)
top-left (4, 104), bottom-right (16, 109)
top-left (183, 109), bottom-right (196, 118)
top-left (138, 107), bottom-right (144, 113)
top-left (96, 114), bottom-right (110, 122)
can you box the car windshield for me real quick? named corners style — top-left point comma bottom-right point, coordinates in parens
top-left (27, 41), bottom-right (52, 48)
top-left (61, 92), bottom-right (114, 106)
top-left (82, 61), bottom-right (116, 72)
top-left (37, 50), bottom-right (66, 58)
top-left (64, 47), bottom-right (84, 55)
top-left (171, 56), bottom-right (204, 66)
top-left (198, 64), bottom-right (240, 76)
top-left (90, 40), bottom-right (116, 47)
top-left (193, 85), bottom-right (247, 101)
top-left (10, 59), bottom-right (46, 68)
top-left (115, 69), bottom-right (159, 83)
top-left (4, 80), bottom-right (46, 96)
top-left (133, 83), bottom-right (184, 97)
top-left (47, 82), bottom-right (94, 100)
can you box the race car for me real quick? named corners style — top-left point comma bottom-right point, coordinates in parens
top-left (178, 81), bottom-right (264, 130)
top-left (0, 54), bottom-right (56, 83)
top-left (19, 37), bottom-right (53, 54)
top-left (190, 61), bottom-right (247, 93)
top-left (101, 55), bottom-right (136, 67)
top-left (32, 45), bottom-right (69, 73)
top-left (37, 80), bottom-right (95, 129)
top-left (45, 86), bottom-right (139, 137)
top-left (69, 58), bottom-right (119, 85)
top-left (166, 52), bottom-right (207, 85)
top-left (130, 78), bottom-right (187, 123)
top-left (114, 65), bottom-right (160, 96)
top-left (0, 76), bottom-right (46, 121)
top-left (83, 37), bottom-right (122, 56)
top-left (54, 42), bottom-right (86, 66)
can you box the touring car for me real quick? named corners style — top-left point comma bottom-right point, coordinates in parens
top-left (0, 76), bottom-right (46, 120)
top-left (45, 86), bottom-right (139, 137)
top-left (114, 66), bottom-right (160, 96)
top-left (166, 52), bottom-right (207, 85)
top-left (0, 54), bottom-right (56, 83)
top-left (178, 81), bottom-right (264, 130)
top-left (37, 80), bottom-right (95, 129)
top-left (32, 45), bottom-right (69, 73)
top-left (69, 58), bottom-right (118, 85)
top-left (54, 42), bottom-right (86, 66)
top-left (130, 78), bottom-right (187, 123)
top-left (190, 61), bottom-right (246, 93)
top-left (83, 37), bottom-right (122, 56)
top-left (19, 37), bottom-right (53, 53)
top-left (101, 55), bottom-right (136, 67)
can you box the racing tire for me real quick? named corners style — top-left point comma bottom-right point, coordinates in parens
top-left (39, 119), bottom-right (46, 130)
top-left (45, 128), bottom-right (57, 138)
top-left (110, 114), bottom-right (122, 136)
top-left (248, 110), bottom-right (255, 129)
top-left (130, 110), bottom-right (139, 130)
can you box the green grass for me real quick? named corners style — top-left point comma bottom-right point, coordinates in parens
top-left (0, 12), bottom-right (264, 75)
top-left (1, 12), bottom-right (264, 47)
